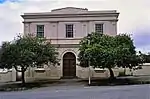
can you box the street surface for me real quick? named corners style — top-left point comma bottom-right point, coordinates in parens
top-left (0, 84), bottom-right (149, 99)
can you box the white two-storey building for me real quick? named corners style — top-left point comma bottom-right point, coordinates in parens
top-left (21, 7), bottom-right (119, 80)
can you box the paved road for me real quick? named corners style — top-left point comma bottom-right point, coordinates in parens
top-left (0, 84), bottom-right (149, 99)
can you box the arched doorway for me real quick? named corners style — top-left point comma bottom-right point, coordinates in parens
top-left (63, 52), bottom-right (76, 78)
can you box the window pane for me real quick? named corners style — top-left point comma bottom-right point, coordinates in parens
top-left (66, 24), bottom-right (73, 38)
top-left (37, 65), bottom-right (44, 68)
top-left (95, 24), bottom-right (103, 33)
top-left (37, 25), bottom-right (44, 38)
top-left (37, 32), bottom-right (44, 38)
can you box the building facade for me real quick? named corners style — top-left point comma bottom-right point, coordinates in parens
top-left (21, 7), bottom-right (119, 80)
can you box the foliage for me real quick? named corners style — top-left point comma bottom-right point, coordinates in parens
top-left (115, 34), bottom-right (141, 69)
top-left (118, 71), bottom-right (126, 77)
top-left (0, 35), bottom-right (59, 84)
top-left (140, 52), bottom-right (150, 63)
top-left (78, 32), bottom-right (141, 79)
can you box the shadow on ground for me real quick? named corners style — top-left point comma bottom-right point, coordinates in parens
top-left (80, 76), bottom-right (150, 86)
top-left (0, 79), bottom-right (64, 92)
top-left (0, 76), bottom-right (150, 92)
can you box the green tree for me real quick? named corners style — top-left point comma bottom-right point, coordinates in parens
top-left (115, 34), bottom-right (139, 75)
top-left (141, 52), bottom-right (150, 63)
top-left (78, 33), bottom-right (140, 79)
top-left (0, 35), bottom-right (59, 84)
top-left (78, 33), bottom-right (116, 79)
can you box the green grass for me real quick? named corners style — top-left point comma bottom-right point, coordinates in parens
top-left (0, 79), bottom-right (63, 92)
top-left (80, 77), bottom-right (150, 86)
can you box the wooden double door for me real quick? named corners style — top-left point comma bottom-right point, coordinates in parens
top-left (63, 52), bottom-right (76, 78)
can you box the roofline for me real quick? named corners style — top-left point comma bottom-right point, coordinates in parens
top-left (22, 10), bottom-right (118, 16)
top-left (21, 12), bottom-right (119, 19)
top-left (51, 7), bottom-right (88, 12)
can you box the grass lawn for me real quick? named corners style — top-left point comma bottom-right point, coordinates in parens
top-left (0, 79), bottom-right (63, 92)
top-left (80, 76), bottom-right (150, 86)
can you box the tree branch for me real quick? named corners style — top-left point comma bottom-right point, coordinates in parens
top-left (14, 66), bottom-right (22, 72)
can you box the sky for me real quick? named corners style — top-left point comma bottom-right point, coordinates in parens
top-left (0, 0), bottom-right (150, 53)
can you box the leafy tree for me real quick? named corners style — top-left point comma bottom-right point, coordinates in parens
top-left (0, 35), bottom-right (59, 84)
top-left (115, 34), bottom-right (139, 75)
top-left (141, 52), bottom-right (150, 63)
top-left (78, 32), bottom-right (140, 79)
top-left (78, 33), bottom-right (116, 79)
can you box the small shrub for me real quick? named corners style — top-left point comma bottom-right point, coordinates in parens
top-left (118, 71), bottom-right (126, 77)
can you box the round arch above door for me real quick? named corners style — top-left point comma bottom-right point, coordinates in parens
top-left (63, 52), bottom-right (76, 78)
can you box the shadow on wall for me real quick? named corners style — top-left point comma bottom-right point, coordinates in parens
top-left (0, 69), bottom-right (16, 82)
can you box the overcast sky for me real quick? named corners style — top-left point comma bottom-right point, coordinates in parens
top-left (0, 0), bottom-right (150, 53)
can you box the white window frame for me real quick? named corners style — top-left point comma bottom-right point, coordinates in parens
top-left (95, 24), bottom-right (103, 33)
top-left (37, 25), bottom-right (44, 38)
top-left (66, 24), bottom-right (74, 38)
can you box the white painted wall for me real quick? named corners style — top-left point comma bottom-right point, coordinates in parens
top-left (23, 7), bottom-right (118, 45)
top-left (0, 68), bottom-right (16, 82)
top-left (24, 20), bottom-right (117, 44)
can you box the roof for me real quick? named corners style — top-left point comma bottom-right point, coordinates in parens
top-left (22, 7), bottom-right (119, 16)
top-left (51, 7), bottom-right (88, 12)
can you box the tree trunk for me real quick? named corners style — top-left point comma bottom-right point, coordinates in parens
top-left (108, 68), bottom-right (115, 80)
top-left (21, 68), bottom-right (25, 86)
top-left (14, 66), bottom-right (27, 85)
top-left (124, 67), bottom-right (126, 75)
top-left (21, 70), bottom-right (25, 85)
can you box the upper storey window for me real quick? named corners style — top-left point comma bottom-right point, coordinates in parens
top-left (95, 24), bottom-right (103, 34)
top-left (37, 25), bottom-right (44, 38)
top-left (66, 24), bottom-right (73, 38)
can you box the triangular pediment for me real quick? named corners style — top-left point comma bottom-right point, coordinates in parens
top-left (51, 7), bottom-right (88, 14)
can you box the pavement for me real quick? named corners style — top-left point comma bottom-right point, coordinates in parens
top-left (0, 84), bottom-right (149, 99)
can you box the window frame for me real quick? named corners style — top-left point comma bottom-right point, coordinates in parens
top-left (95, 24), bottom-right (103, 34)
top-left (37, 25), bottom-right (44, 38)
top-left (37, 65), bottom-right (44, 69)
top-left (66, 24), bottom-right (74, 38)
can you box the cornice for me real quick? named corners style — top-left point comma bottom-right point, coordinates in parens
top-left (21, 13), bottom-right (119, 19)
top-left (22, 19), bottom-right (118, 23)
